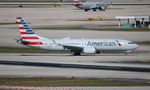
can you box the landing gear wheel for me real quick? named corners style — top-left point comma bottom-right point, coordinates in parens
top-left (93, 9), bottom-right (96, 11)
top-left (99, 7), bottom-right (102, 10)
top-left (84, 9), bottom-right (88, 12)
top-left (73, 52), bottom-right (81, 56)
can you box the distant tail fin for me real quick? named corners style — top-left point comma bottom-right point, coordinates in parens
top-left (16, 17), bottom-right (43, 46)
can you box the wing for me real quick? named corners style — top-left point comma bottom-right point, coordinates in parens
top-left (59, 44), bottom-right (83, 52)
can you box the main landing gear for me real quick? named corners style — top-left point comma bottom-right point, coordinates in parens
top-left (73, 52), bottom-right (81, 56)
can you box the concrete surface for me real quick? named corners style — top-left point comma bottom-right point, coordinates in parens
top-left (0, 52), bottom-right (150, 80)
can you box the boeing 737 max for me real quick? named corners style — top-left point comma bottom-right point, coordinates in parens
top-left (74, 0), bottom-right (108, 11)
top-left (16, 17), bottom-right (138, 55)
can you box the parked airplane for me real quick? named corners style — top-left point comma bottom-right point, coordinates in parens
top-left (16, 17), bottom-right (138, 55)
top-left (74, 0), bottom-right (108, 11)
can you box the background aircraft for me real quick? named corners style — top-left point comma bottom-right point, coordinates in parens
top-left (16, 17), bottom-right (138, 55)
top-left (74, 0), bottom-right (109, 11)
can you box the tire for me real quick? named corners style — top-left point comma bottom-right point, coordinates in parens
top-left (93, 9), bottom-right (96, 12)
top-left (84, 9), bottom-right (88, 12)
top-left (99, 7), bottom-right (102, 10)
top-left (73, 52), bottom-right (81, 56)
top-left (96, 51), bottom-right (100, 54)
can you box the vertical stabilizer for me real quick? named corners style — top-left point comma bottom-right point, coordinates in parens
top-left (16, 17), bottom-right (43, 46)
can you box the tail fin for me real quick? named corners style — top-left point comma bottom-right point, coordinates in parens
top-left (16, 17), bottom-right (43, 46)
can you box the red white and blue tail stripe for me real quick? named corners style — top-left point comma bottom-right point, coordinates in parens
top-left (16, 17), bottom-right (43, 46)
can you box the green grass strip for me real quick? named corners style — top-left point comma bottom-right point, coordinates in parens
top-left (137, 41), bottom-right (150, 45)
top-left (0, 77), bottom-right (150, 86)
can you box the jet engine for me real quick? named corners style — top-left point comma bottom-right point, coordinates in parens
top-left (83, 47), bottom-right (96, 54)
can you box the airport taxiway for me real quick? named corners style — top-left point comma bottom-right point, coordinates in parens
top-left (0, 53), bottom-right (150, 80)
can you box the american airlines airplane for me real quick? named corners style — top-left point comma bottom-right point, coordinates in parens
top-left (16, 17), bottom-right (138, 55)
top-left (74, 0), bottom-right (108, 11)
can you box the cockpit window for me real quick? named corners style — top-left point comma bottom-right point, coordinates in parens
top-left (128, 41), bottom-right (135, 44)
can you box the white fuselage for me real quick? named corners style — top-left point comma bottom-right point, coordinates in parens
top-left (35, 38), bottom-right (138, 53)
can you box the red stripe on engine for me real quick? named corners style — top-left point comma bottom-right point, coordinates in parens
top-left (22, 37), bottom-right (39, 39)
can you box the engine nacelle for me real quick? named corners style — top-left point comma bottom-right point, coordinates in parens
top-left (83, 47), bottom-right (96, 54)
